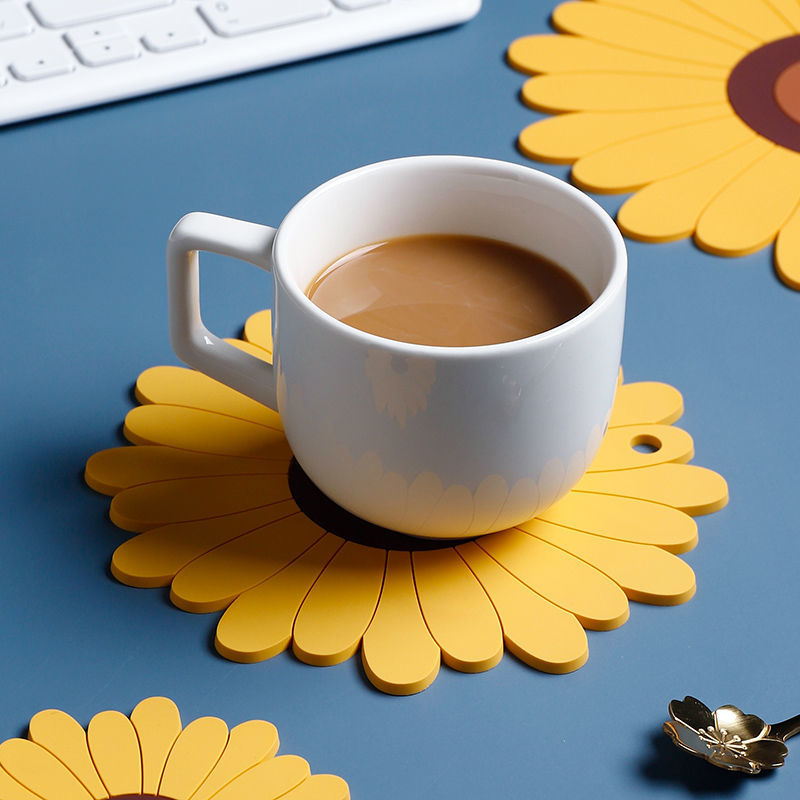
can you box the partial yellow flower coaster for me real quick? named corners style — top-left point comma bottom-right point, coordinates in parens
top-left (85, 311), bottom-right (728, 696)
top-left (508, 0), bottom-right (800, 290)
top-left (0, 696), bottom-right (349, 800)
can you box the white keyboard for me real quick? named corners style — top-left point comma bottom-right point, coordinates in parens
top-left (0, 0), bottom-right (480, 126)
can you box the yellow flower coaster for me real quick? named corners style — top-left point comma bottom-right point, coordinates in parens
top-left (0, 696), bottom-right (349, 800)
top-left (508, 0), bottom-right (800, 290)
top-left (85, 311), bottom-right (728, 696)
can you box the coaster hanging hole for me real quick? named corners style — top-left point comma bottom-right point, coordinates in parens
top-left (631, 433), bottom-right (662, 454)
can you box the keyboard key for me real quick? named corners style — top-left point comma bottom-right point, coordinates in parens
top-left (29, 0), bottom-right (173, 29)
top-left (10, 48), bottom-right (75, 80)
top-left (142, 22), bottom-right (205, 53)
top-left (71, 36), bottom-right (141, 66)
top-left (198, 0), bottom-right (330, 38)
top-left (0, 1), bottom-right (33, 41)
top-left (64, 21), bottom-right (126, 49)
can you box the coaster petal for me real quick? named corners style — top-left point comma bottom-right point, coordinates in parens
top-left (609, 381), bottom-right (684, 426)
top-left (508, 34), bottom-right (728, 77)
top-left (0, 739), bottom-right (94, 800)
top-left (215, 534), bottom-right (344, 662)
top-left (86, 711), bottom-right (141, 797)
top-left (522, 519), bottom-right (696, 605)
top-left (551, 2), bottom-right (746, 66)
top-left (775, 201), bottom-right (800, 289)
top-left (573, 116), bottom-right (756, 193)
top-left (695, 145), bottom-right (800, 256)
top-left (479, 529), bottom-right (629, 630)
top-left (170, 514), bottom-right (327, 613)
top-left (688, 0), bottom-right (793, 41)
top-left (618, 138), bottom-right (774, 242)
top-left (575, 463), bottom-right (728, 515)
top-left (242, 309), bottom-right (274, 353)
top-left (536, 492), bottom-right (698, 553)
top-left (361, 551), bottom-right (441, 695)
top-left (191, 720), bottom-right (280, 800)
top-left (522, 72), bottom-right (726, 114)
top-left (135, 366), bottom-right (283, 430)
top-left (129, 697), bottom-right (181, 797)
top-left (212, 755), bottom-right (309, 800)
top-left (412, 548), bottom-right (504, 673)
top-left (457, 541), bottom-right (588, 673)
top-left (588, 424), bottom-right (693, 471)
top-left (519, 106), bottom-right (729, 164)
top-left (278, 774), bottom-right (351, 800)
top-left (292, 542), bottom-right (386, 667)
top-left (112, 502), bottom-right (300, 587)
top-left (124, 405), bottom-right (292, 459)
top-left (157, 716), bottom-right (229, 800)
top-left (27, 709), bottom-right (109, 799)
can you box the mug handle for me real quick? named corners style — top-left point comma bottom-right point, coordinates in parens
top-left (167, 212), bottom-right (278, 410)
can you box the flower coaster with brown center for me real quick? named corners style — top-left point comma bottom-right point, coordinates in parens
top-left (85, 311), bottom-right (728, 696)
top-left (0, 697), bottom-right (348, 800)
top-left (508, 0), bottom-right (800, 290)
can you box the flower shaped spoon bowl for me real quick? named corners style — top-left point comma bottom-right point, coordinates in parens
top-left (664, 696), bottom-right (800, 774)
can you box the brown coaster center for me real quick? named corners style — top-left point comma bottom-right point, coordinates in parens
top-left (727, 34), bottom-right (800, 152)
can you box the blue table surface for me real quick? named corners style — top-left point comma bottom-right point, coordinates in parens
top-left (3, 1), bottom-right (800, 797)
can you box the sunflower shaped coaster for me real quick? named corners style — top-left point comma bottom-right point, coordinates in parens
top-left (508, 0), bottom-right (800, 290)
top-left (0, 696), bottom-right (349, 800)
top-left (85, 311), bottom-right (728, 696)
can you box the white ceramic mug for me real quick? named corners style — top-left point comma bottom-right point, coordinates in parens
top-left (167, 156), bottom-right (626, 538)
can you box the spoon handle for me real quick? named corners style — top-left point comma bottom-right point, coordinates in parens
top-left (770, 715), bottom-right (800, 742)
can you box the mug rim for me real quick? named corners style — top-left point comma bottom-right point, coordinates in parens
top-left (273, 155), bottom-right (627, 358)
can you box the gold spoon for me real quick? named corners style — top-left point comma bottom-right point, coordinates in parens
top-left (664, 696), bottom-right (800, 774)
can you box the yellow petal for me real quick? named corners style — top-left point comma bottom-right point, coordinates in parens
top-left (695, 147), bottom-right (800, 256)
top-left (123, 405), bottom-right (292, 459)
top-left (215, 534), bottom-right (344, 662)
top-left (135, 366), bottom-right (283, 430)
top-left (519, 106), bottom-right (729, 164)
top-left (277, 774), bottom-right (350, 800)
top-left (457, 541), bottom-right (588, 673)
top-left (766, 0), bottom-right (800, 31)
top-left (227, 338), bottom-right (273, 360)
top-left (522, 73), bottom-right (725, 113)
top-left (27, 710), bottom-right (108, 799)
top-left (192, 720), bottom-right (280, 800)
top-left (361, 551), bottom-right (440, 695)
top-left (0, 739), bottom-right (94, 800)
top-left (776, 201), bottom-right (800, 290)
top-left (686, 0), bottom-right (793, 41)
top-left (110, 473), bottom-right (292, 532)
top-left (412, 548), bottom-right (503, 673)
top-left (112, 502), bottom-right (300, 588)
top-left (525, 519), bottom-right (696, 605)
top-left (170, 513), bottom-right (327, 613)
top-left (87, 711), bottom-right (141, 797)
top-left (535, 492), bottom-right (698, 553)
top-left (594, 0), bottom-right (760, 48)
top-left (574, 463), bottom-right (729, 515)
top-left (0, 767), bottom-right (41, 800)
top-left (609, 381), bottom-right (684, 427)
top-left (618, 138), bottom-right (774, 242)
top-left (212, 755), bottom-right (309, 800)
top-left (158, 717), bottom-right (229, 800)
top-left (572, 116), bottom-right (755, 193)
top-left (551, 2), bottom-right (746, 66)
top-left (242, 309), bottom-right (274, 354)
top-left (129, 697), bottom-right (182, 796)
top-left (293, 542), bottom-right (386, 666)
top-left (85, 446), bottom-right (286, 496)
top-left (479, 529), bottom-right (629, 630)
top-left (508, 34), bottom-right (728, 77)
top-left (588, 424), bottom-right (694, 471)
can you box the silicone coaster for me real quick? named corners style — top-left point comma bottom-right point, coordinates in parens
top-left (85, 311), bottom-right (728, 696)
top-left (0, 696), bottom-right (349, 800)
top-left (508, 0), bottom-right (800, 290)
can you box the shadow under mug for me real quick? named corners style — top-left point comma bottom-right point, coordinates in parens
top-left (167, 156), bottom-right (627, 539)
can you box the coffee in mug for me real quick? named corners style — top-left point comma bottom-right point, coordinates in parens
top-left (306, 234), bottom-right (592, 347)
